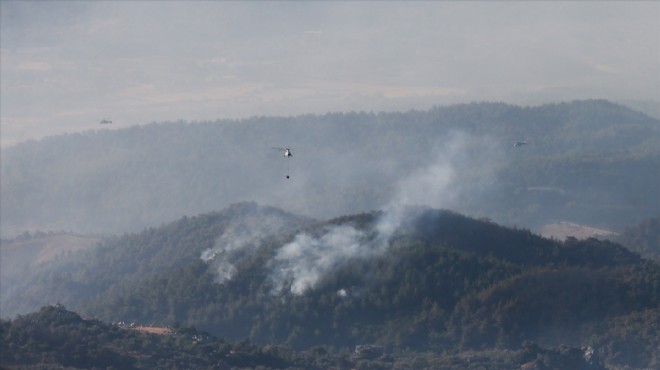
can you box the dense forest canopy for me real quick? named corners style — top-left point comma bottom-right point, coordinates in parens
top-left (2, 100), bottom-right (659, 237)
top-left (2, 203), bottom-right (659, 369)
top-left (1, 304), bottom-right (615, 370)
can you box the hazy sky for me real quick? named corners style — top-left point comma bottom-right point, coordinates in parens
top-left (2, 1), bottom-right (659, 147)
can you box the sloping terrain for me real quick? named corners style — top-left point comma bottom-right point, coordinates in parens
top-left (2, 204), bottom-right (657, 368)
top-left (1, 100), bottom-right (658, 369)
top-left (0, 203), bottom-right (313, 318)
top-left (0, 233), bottom-right (100, 315)
top-left (1, 305), bottom-right (608, 370)
top-left (1, 233), bottom-right (98, 270)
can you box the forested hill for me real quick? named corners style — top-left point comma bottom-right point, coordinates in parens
top-left (2, 203), bottom-right (659, 368)
top-left (2, 99), bottom-right (659, 236)
top-left (0, 305), bottom-right (610, 370)
top-left (0, 202), bottom-right (313, 317)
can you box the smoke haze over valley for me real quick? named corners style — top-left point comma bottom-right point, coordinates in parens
top-left (2, 1), bottom-right (658, 237)
top-left (2, 100), bottom-right (658, 238)
top-left (2, 2), bottom-right (660, 369)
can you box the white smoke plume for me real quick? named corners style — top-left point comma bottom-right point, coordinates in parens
top-left (201, 210), bottom-right (294, 283)
top-left (203, 132), bottom-right (501, 294)
top-left (392, 131), bottom-right (466, 209)
top-left (268, 132), bottom-right (496, 295)
top-left (269, 225), bottom-right (372, 294)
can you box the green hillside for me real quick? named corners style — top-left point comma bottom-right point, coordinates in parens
top-left (2, 100), bottom-right (659, 369)
top-left (2, 204), bottom-right (658, 369)
top-left (1, 305), bottom-right (613, 370)
top-left (0, 203), bottom-right (312, 317)
top-left (0, 304), bottom-right (311, 370)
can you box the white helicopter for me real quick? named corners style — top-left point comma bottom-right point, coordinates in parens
top-left (273, 147), bottom-right (292, 157)
top-left (272, 147), bottom-right (293, 178)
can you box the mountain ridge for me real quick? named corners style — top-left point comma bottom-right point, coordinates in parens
top-left (1, 304), bottom-right (612, 370)
top-left (2, 99), bottom-right (658, 236)
top-left (2, 203), bottom-right (658, 369)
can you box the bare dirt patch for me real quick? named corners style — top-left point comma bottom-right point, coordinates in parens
top-left (132, 326), bottom-right (172, 335)
top-left (540, 221), bottom-right (618, 241)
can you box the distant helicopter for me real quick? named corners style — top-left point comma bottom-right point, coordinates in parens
top-left (273, 147), bottom-right (292, 157)
top-left (99, 119), bottom-right (112, 125)
top-left (272, 147), bottom-right (293, 178)
top-left (513, 141), bottom-right (527, 148)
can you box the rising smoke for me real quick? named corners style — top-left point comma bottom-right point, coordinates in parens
top-left (200, 209), bottom-right (295, 283)
top-left (268, 225), bottom-right (370, 294)
top-left (202, 132), bottom-right (502, 294)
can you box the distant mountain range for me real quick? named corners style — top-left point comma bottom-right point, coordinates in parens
top-left (2, 99), bottom-right (658, 236)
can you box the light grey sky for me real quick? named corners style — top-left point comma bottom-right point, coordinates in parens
top-left (2, 1), bottom-right (659, 147)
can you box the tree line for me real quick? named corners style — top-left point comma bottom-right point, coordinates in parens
top-left (2, 204), bottom-right (658, 368)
